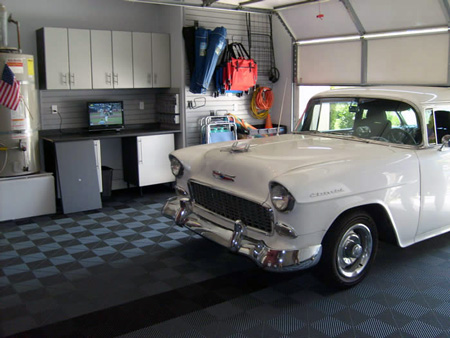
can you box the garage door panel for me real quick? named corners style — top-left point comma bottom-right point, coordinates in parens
top-left (298, 41), bottom-right (361, 85)
top-left (367, 33), bottom-right (449, 85)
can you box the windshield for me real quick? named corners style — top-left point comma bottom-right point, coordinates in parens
top-left (295, 98), bottom-right (422, 145)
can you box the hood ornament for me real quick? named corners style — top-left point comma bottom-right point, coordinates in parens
top-left (230, 141), bottom-right (250, 153)
top-left (212, 170), bottom-right (235, 182)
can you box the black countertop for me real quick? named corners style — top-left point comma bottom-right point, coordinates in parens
top-left (40, 124), bottom-right (181, 142)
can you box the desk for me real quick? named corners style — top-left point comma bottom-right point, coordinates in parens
top-left (41, 127), bottom-right (179, 214)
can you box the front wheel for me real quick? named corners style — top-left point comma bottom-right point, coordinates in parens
top-left (319, 211), bottom-right (378, 288)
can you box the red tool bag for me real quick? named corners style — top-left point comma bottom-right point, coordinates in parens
top-left (225, 42), bottom-right (257, 92)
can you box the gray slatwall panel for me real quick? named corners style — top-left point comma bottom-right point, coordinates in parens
top-left (40, 89), bottom-right (157, 130)
top-left (184, 9), bottom-right (272, 146)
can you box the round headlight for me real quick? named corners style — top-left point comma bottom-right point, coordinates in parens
top-left (270, 183), bottom-right (295, 212)
top-left (170, 155), bottom-right (184, 178)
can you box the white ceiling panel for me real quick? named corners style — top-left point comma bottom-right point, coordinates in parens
top-left (350, 0), bottom-right (448, 33)
top-left (278, 0), bottom-right (359, 40)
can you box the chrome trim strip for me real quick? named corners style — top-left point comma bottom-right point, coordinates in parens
top-left (162, 196), bottom-right (322, 272)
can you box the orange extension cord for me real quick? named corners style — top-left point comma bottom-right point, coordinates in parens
top-left (250, 87), bottom-right (274, 120)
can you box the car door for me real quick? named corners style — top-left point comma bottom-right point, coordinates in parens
top-left (416, 109), bottom-right (450, 240)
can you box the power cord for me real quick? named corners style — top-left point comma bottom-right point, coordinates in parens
top-left (251, 87), bottom-right (274, 120)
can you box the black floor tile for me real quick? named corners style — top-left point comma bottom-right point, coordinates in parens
top-left (1, 185), bottom-right (449, 338)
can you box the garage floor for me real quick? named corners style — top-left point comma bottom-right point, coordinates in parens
top-left (1, 185), bottom-right (449, 338)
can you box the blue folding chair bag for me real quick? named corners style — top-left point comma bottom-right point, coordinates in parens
top-left (197, 27), bottom-right (227, 92)
top-left (190, 27), bottom-right (210, 94)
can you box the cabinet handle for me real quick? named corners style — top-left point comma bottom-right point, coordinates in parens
top-left (70, 73), bottom-right (75, 85)
top-left (94, 142), bottom-right (100, 168)
top-left (148, 73), bottom-right (152, 84)
top-left (138, 139), bottom-right (143, 164)
top-left (153, 73), bottom-right (157, 85)
top-left (106, 73), bottom-right (112, 85)
top-left (61, 73), bottom-right (68, 85)
top-left (113, 73), bottom-right (119, 85)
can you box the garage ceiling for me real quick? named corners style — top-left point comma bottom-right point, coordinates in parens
top-left (128, 0), bottom-right (450, 40)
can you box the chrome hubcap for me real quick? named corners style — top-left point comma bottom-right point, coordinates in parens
top-left (337, 223), bottom-right (373, 278)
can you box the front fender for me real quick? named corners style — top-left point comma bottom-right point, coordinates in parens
top-left (272, 153), bottom-right (420, 247)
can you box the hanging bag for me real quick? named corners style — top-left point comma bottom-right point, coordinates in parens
top-left (227, 42), bottom-right (257, 92)
top-left (214, 43), bottom-right (243, 97)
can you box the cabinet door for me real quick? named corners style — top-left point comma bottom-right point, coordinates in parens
top-left (42, 27), bottom-right (70, 89)
top-left (91, 30), bottom-right (113, 89)
top-left (151, 33), bottom-right (171, 88)
top-left (132, 32), bottom-right (153, 88)
top-left (68, 29), bottom-right (92, 89)
top-left (112, 31), bottom-right (133, 89)
top-left (138, 134), bottom-right (175, 186)
top-left (55, 140), bottom-right (102, 213)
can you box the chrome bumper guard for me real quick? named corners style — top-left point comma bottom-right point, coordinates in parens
top-left (162, 196), bottom-right (322, 272)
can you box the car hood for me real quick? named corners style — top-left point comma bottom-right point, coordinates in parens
top-left (177, 134), bottom-right (416, 202)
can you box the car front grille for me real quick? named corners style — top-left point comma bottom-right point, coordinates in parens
top-left (189, 181), bottom-right (273, 233)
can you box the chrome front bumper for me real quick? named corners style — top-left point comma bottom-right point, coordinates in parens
top-left (162, 196), bottom-right (322, 272)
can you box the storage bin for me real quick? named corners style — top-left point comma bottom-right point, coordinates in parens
top-left (101, 166), bottom-right (113, 197)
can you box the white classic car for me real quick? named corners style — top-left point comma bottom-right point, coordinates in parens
top-left (162, 86), bottom-right (450, 287)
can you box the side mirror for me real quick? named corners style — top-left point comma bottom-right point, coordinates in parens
top-left (439, 135), bottom-right (450, 151)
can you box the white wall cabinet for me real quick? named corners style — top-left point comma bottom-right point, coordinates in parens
top-left (91, 30), bottom-right (134, 89)
top-left (132, 32), bottom-right (153, 88)
top-left (112, 31), bottom-right (134, 88)
top-left (91, 30), bottom-right (113, 89)
top-left (122, 133), bottom-right (175, 187)
top-left (132, 32), bottom-right (171, 88)
top-left (38, 28), bottom-right (170, 90)
top-left (68, 29), bottom-right (93, 89)
top-left (37, 27), bottom-right (92, 90)
top-left (151, 33), bottom-right (171, 88)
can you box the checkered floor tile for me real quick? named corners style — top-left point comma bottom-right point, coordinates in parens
top-left (1, 185), bottom-right (449, 337)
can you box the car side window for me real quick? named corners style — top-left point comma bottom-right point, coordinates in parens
top-left (426, 109), bottom-right (436, 145)
top-left (434, 110), bottom-right (450, 144)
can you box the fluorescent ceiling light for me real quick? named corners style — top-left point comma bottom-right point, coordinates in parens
top-left (363, 27), bottom-right (449, 39)
top-left (297, 35), bottom-right (360, 45)
top-left (296, 26), bottom-right (449, 45)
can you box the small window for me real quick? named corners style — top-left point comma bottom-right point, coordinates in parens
top-left (434, 110), bottom-right (450, 144)
top-left (426, 109), bottom-right (436, 145)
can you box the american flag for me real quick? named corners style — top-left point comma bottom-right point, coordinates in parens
top-left (0, 64), bottom-right (21, 110)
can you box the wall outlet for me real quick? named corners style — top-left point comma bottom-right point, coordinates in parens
top-left (139, 101), bottom-right (144, 110)
top-left (51, 105), bottom-right (58, 114)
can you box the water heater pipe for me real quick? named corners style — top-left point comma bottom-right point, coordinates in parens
top-left (8, 14), bottom-right (20, 52)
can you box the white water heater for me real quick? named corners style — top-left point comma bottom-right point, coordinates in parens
top-left (0, 4), bottom-right (40, 177)
top-left (0, 53), bottom-right (40, 177)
